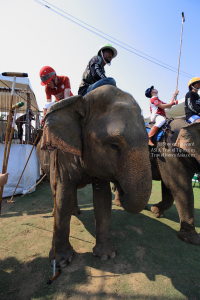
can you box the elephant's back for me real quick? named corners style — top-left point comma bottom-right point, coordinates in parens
top-left (169, 118), bottom-right (188, 142)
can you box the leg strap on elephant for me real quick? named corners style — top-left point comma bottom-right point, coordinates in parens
top-left (94, 178), bottom-right (100, 190)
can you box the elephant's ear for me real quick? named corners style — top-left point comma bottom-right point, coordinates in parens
top-left (174, 123), bottom-right (200, 165)
top-left (41, 95), bottom-right (85, 157)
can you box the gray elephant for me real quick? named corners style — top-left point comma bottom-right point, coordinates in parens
top-left (36, 85), bottom-right (152, 267)
top-left (114, 118), bottom-right (200, 245)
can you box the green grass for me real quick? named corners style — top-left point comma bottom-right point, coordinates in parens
top-left (0, 180), bottom-right (200, 300)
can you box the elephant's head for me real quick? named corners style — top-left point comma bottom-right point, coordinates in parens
top-left (41, 86), bottom-right (152, 213)
top-left (175, 122), bottom-right (200, 170)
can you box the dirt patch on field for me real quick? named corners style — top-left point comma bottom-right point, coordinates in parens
top-left (135, 245), bottom-right (146, 262)
top-left (0, 181), bottom-right (200, 299)
top-left (1, 195), bottom-right (19, 214)
top-left (126, 225), bottom-right (143, 235)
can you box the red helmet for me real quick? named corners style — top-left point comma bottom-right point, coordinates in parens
top-left (39, 66), bottom-right (56, 86)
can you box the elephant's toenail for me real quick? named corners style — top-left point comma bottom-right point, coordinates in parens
top-left (60, 261), bottom-right (67, 268)
top-left (110, 252), bottom-right (116, 259)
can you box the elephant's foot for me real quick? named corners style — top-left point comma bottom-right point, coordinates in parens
top-left (150, 206), bottom-right (164, 218)
top-left (113, 198), bottom-right (121, 207)
top-left (49, 245), bottom-right (74, 268)
top-left (93, 242), bottom-right (116, 260)
top-left (72, 205), bottom-right (81, 216)
top-left (177, 229), bottom-right (200, 245)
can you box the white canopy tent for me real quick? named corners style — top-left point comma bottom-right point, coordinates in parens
top-left (0, 74), bottom-right (41, 197)
top-left (0, 74), bottom-right (40, 114)
top-left (0, 144), bottom-right (40, 198)
top-left (0, 74), bottom-right (40, 141)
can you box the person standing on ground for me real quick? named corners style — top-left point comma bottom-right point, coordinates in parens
top-left (16, 109), bottom-right (35, 143)
top-left (145, 86), bottom-right (179, 146)
top-left (185, 77), bottom-right (200, 123)
top-left (78, 43), bottom-right (117, 96)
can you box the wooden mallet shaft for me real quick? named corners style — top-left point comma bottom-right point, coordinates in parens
top-left (47, 149), bottom-right (61, 284)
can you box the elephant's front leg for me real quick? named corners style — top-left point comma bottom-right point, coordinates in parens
top-left (175, 183), bottom-right (200, 245)
top-left (157, 157), bottom-right (200, 245)
top-left (151, 180), bottom-right (174, 218)
top-left (49, 162), bottom-right (75, 267)
top-left (92, 179), bottom-right (116, 260)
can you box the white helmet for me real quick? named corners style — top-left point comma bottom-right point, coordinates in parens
top-left (97, 43), bottom-right (117, 58)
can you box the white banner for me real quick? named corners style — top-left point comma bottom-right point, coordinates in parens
top-left (0, 144), bottom-right (40, 198)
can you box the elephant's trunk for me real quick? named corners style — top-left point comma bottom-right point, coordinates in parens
top-left (117, 148), bottom-right (152, 214)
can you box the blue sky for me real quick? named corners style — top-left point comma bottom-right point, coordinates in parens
top-left (1, 0), bottom-right (199, 116)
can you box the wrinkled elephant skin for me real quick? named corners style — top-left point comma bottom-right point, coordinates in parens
top-left (37, 86), bottom-right (152, 267)
top-left (149, 119), bottom-right (200, 245)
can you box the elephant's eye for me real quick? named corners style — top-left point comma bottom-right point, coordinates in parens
top-left (110, 144), bottom-right (121, 157)
top-left (110, 144), bottom-right (119, 151)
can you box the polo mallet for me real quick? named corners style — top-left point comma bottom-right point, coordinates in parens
top-left (8, 133), bottom-right (40, 203)
top-left (0, 72), bottom-right (28, 214)
top-left (21, 174), bottom-right (47, 197)
top-left (12, 102), bottom-right (24, 110)
top-left (47, 149), bottom-right (61, 284)
top-left (175, 12), bottom-right (185, 100)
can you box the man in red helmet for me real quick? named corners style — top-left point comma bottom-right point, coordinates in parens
top-left (39, 66), bottom-right (73, 125)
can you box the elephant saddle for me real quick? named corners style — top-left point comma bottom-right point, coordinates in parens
top-left (145, 118), bottom-right (174, 141)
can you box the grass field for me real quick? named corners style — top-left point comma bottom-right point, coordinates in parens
top-left (0, 180), bottom-right (200, 300)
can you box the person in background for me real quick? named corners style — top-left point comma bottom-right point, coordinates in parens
top-left (78, 43), bottom-right (117, 96)
top-left (0, 173), bottom-right (8, 187)
top-left (15, 109), bottom-right (35, 143)
top-left (9, 110), bottom-right (14, 125)
top-left (39, 66), bottom-right (74, 126)
top-left (185, 77), bottom-right (200, 123)
top-left (145, 86), bottom-right (179, 146)
top-left (7, 110), bottom-right (14, 136)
